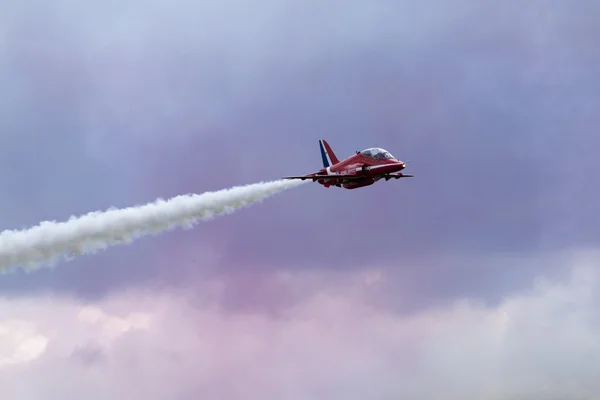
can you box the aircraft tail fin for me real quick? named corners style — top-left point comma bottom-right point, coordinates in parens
top-left (319, 139), bottom-right (340, 168)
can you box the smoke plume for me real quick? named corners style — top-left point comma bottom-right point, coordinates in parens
top-left (0, 179), bottom-right (305, 272)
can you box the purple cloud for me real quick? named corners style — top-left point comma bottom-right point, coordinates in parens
top-left (0, 249), bottom-right (599, 398)
top-left (0, 0), bottom-right (599, 309)
top-left (1, 2), bottom-right (599, 396)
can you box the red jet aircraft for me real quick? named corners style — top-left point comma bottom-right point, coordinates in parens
top-left (284, 139), bottom-right (413, 189)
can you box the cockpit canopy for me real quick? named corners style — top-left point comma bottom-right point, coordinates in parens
top-left (360, 147), bottom-right (395, 160)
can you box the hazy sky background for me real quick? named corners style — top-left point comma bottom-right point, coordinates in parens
top-left (0, 0), bottom-right (599, 398)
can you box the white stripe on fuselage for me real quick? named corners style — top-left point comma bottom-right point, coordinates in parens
top-left (364, 163), bottom-right (401, 171)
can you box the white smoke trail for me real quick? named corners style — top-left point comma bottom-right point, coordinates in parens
top-left (0, 179), bottom-right (306, 272)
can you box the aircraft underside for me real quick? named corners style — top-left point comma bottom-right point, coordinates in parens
top-left (319, 175), bottom-right (380, 189)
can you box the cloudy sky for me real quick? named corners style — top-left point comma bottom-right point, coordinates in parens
top-left (1, 0), bottom-right (599, 398)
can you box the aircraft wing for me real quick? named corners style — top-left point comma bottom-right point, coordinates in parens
top-left (283, 174), bottom-right (366, 181)
top-left (284, 173), bottom-right (414, 181)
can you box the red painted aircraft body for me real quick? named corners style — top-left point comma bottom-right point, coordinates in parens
top-left (284, 139), bottom-right (413, 189)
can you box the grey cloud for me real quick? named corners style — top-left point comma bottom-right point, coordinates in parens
top-left (68, 344), bottom-right (106, 368)
top-left (0, 0), bottom-right (599, 305)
